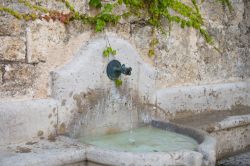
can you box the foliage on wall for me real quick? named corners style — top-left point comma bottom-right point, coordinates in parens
top-left (1, 0), bottom-right (232, 44)
top-left (0, 0), bottom-right (233, 86)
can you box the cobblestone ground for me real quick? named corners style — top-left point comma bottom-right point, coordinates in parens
top-left (217, 151), bottom-right (250, 166)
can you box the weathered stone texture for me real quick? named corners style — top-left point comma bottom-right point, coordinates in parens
top-left (131, 25), bottom-right (153, 60)
top-left (0, 64), bottom-right (37, 97)
top-left (0, 15), bottom-right (26, 36)
top-left (0, 65), bottom-right (3, 84)
top-left (140, 0), bottom-right (250, 87)
top-left (0, 0), bottom-right (249, 98)
top-left (217, 151), bottom-right (250, 166)
top-left (26, 20), bottom-right (68, 63)
top-left (0, 36), bottom-right (26, 62)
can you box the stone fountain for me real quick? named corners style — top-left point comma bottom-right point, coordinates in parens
top-left (1, 33), bottom-right (249, 166)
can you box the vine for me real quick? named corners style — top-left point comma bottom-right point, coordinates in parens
top-left (0, 0), bottom-right (233, 44)
top-left (103, 47), bottom-right (117, 57)
top-left (148, 29), bottom-right (159, 58)
top-left (89, 0), bottom-right (102, 8)
top-left (217, 0), bottom-right (233, 11)
top-left (18, 0), bottom-right (48, 13)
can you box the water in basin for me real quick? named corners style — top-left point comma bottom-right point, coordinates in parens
top-left (80, 126), bottom-right (198, 152)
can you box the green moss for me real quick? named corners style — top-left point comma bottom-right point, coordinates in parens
top-left (218, 0), bottom-right (233, 11)
top-left (148, 37), bottom-right (159, 57)
top-left (148, 49), bottom-right (155, 57)
top-left (89, 0), bottom-right (102, 8)
top-left (18, 0), bottom-right (48, 13)
top-left (60, 0), bottom-right (76, 12)
top-left (200, 28), bottom-right (213, 44)
top-left (0, 6), bottom-right (38, 21)
top-left (0, 7), bottom-right (23, 19)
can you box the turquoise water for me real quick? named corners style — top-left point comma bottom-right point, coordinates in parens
top-left (80, 126), bottom-right (198, 152)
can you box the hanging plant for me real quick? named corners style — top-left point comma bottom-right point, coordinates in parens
top-left (0, 0), bottom-right (233, 44)
top-left (103, 47), bottom-right (117, 57)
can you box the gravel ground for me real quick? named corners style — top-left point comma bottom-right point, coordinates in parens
top-left (217, 151), bottom-right (250, 166)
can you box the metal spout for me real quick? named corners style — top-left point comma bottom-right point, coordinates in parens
top-left (121, 64), bottom-right (132, 76)
top-left (106, 60), bottom-right (132, 80)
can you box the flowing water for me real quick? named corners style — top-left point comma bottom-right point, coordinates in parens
top-left (80, 126), bottom-right (198, 152)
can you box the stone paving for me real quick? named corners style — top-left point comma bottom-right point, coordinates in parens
top-left (217, 151), bottom-right (250, 166)
top-left (0, 136), bottom-right (86, 166)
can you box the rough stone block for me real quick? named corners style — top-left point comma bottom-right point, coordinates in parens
top-left (0, 15), bottom-right (26, 36)
top-left (26, 20), bottom-right (68, 63)
top-left (0, 99), bottom-right (58, 145)
top-left (3, 64), bottom-right (36, 86)
top-left (0, 36), bottom-right (26, 61)
top-left (131, 25), bottom-right (152, 51)
top-left (0, 64), bottom-right (37, 96)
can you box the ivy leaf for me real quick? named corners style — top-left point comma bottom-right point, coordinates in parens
top-left (200, 28), bottom-right (213, 44)
top-left (103, 50), bottom-right (109, 57)
top-left (115, 79), bottom-right (123, 87)
top-left (111, 50), bottom-right (116, 55)
top-left (181, 20), bottom-right (186, 28)
top-left (95, 19), bottom-right (106, 32)
top-left (103, 4), bottom-right (114, 13)
top-left (103, 47), bottom-right (117, 57)
top-left (107, 47), bottom-right (112, 52)
top-left (89, 0), bottom-right (102, 8)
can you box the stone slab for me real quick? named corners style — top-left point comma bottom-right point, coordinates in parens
top-left (211, 124), bottom-right (250, 159)
top-left (0, 15), bottom-right (26, 36)
top-left (0, 36), bottom-right (26, 62)
top-left (0, 64), bottom-right (37, 97)
top-left (0, 99), bottom-right (58, 146)
top-left (155, 81), bottom-right (250, 119)
top-left (2, 64), bottom-right (36, 86)
top-left (217, 151), bottom-right (250, 166)
top-left (0, 137), bottom-right (86, 166)
top-left (26, 20), bottom-right (67, 63)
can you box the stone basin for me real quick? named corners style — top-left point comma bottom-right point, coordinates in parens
top-left (80, 120), bottom-right (216, 166)
top-left (0, 121), bottom-right (216, 166)
top-left (81, 126), bottom-right (198, 153)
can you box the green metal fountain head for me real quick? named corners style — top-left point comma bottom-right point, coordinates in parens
top-left (106, 60), bottom-right (132, 80)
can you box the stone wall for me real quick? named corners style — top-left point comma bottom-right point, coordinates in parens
top-left (0, 0), bottom-right (249, 100)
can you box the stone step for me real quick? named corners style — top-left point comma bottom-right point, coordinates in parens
top-left (216, 150), bottom-right (250, 166)
top-left (171, 111), bottom-right (250, 159)
top-left (0, 137), bottom-right (86, 166)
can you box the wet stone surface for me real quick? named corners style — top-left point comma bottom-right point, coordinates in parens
top-left (217, 151), bottom-right (250, 166)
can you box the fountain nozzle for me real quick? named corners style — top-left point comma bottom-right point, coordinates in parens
top-left (121, 64), bottom-right (132, 76)
top-left (107, 60), bottom-right (132, 80)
